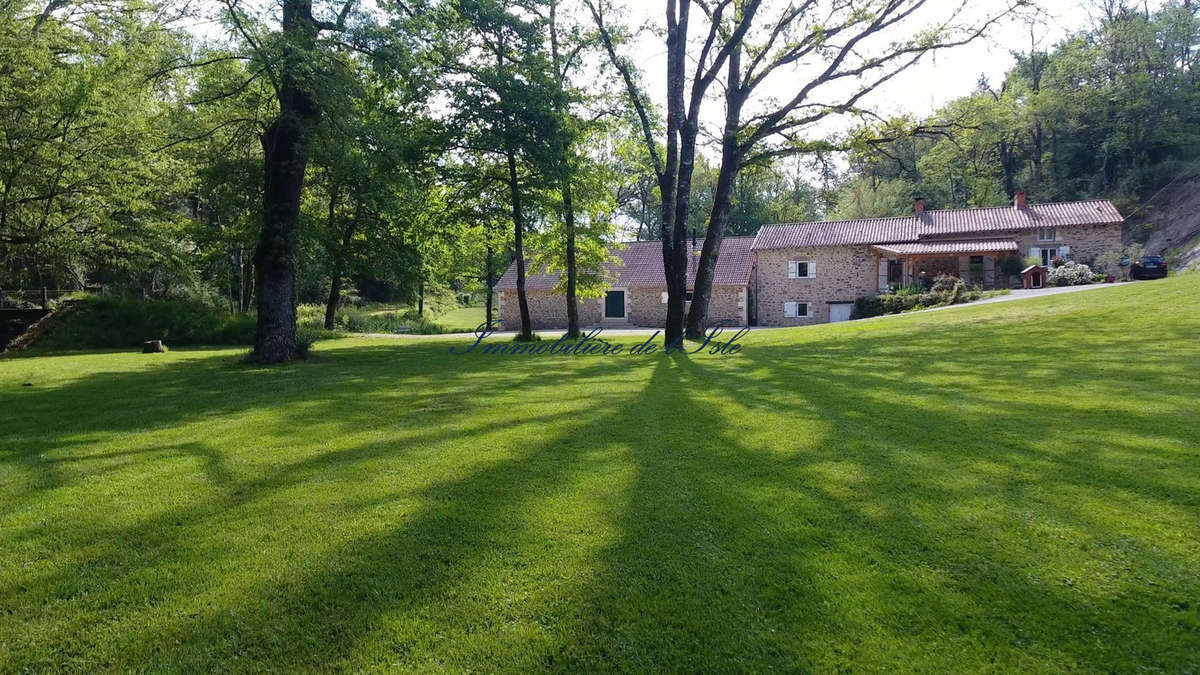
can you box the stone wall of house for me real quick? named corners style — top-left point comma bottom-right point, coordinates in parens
top-left (755, 246), bottom-right (876, 326)
top-left (501, 285), bottom-right (749, 330)
top-left (627, 285), bottom-right (747, 327)
top-left (1011, 223), bottom-right (1123, 265)
top-left (707, 285), bottom-right (748, 326)
top-left (623, 287), bottom-right (661, 327)
top-left (500, 223), bottom-right (1121, 331)
top-left (497, 289), bottom-right (602, 331)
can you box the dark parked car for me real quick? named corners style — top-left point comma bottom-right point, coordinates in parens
top-left (1131, 255), bottom-right (1169, 280)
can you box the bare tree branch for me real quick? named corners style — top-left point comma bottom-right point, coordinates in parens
top-left (312, 0), bottom-right (357, 32)
top-left (584, 0), bottom-right (663, 178)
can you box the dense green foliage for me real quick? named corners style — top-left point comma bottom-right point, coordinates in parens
top-left (18, 291), bottom-right (485, 352)
top-left (837, 3), bottom-right (1200, 218)
top-left (3, 276), bottom-right (1198, 670)
top-left (0, 1), bottom-right (190, 289)
top-left (29, 296), bottom-right (255, 350)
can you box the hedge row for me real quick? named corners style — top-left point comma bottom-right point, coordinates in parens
top-left (854, 275), bottom-right (1004, 319)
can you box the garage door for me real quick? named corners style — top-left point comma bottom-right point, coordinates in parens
top-left (829, 303), bottom-right (853, 323)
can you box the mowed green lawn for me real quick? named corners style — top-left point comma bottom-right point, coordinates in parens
top-left (435, 305), bottom-right (488, 333)
top-left (2, 277), bottom-right (1198, 672)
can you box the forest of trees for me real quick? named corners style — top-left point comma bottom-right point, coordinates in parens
top-left (1, 0), bottom-right (1196, 360)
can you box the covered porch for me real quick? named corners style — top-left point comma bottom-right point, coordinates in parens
top-left (871, 239), bottom-right (1019, 291)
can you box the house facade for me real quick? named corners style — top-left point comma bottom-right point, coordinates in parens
top-left (495, 237), bottom-right (756, 330)
top-left (751, 193), bottom-right (1124, 326)
top-left (494, 193), bottom-right (1124, 330)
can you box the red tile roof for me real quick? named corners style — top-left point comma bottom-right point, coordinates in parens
top-left (871, 239), bottom-right (1019, 256)
top-left (751, 217), bottom-right (920, 249)
top-left (921, 200), bottom-right (1124, 237)
top-left (495, 236), bottom-right (756, 291)
top-left (751, 200), bottom-right (1123, 250)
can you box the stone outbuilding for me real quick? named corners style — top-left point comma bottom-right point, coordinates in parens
top-left (495, 237), bottom-right (756, 330)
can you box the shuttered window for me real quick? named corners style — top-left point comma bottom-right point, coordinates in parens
top-left (784, 302), bottom-right (811, 318)
top-left (788, 261), bottom-right (817, 279)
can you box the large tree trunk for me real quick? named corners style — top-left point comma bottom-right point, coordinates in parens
top-left (587, 0), bottom-right (690, 346)
top-left (663, 146), bottom-right (692, 345)
top-left (563, 176), bottom-right (579, 338)
top-left (418, 275), bottom-right (425, 316)
top-left (324, 268), bottom-right (342, 330)
top-left (660, 1), bottom-right (689, 347)
top-left (687, 162), bottom-right (737, 338)
top-left (255, 115), bottom-right (306, 362)
top-left (239, 252), bottom-right (254, 313)
top-left (324, 199), bottom-right (356, 331)
top-left (688, 47), bottom-right (744, 339)
top-left (253, 0), bottom-right (322, 363)
top-left (505, 146), bottom-right (532, 339)
top-left (485, 243), bottom-right (494, 328)
top-left (550, 0), bottom-right (580, 339)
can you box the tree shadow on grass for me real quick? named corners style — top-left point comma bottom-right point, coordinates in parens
top-left (541, 338), bottom-right (1199, 670)
top-left (658, 326), bottom-right (1197, 667)
top-left (2, 304), bottom-right (1199, 670)
top-left (6, 355), bottom-right (677, 670)
top-left (0, 341), bottom-right (623, 506)
top-left (1, 346), bottom-right (685, 669)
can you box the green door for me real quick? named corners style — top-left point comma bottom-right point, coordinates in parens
top-left (604, 290), bottom-right (625, 319)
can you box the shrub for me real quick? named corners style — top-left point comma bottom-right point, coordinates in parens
top-left (420, 283), bottom-right (463, 317)
top-left (294, 327), bottom-right (319, 359)
top-left (855, 289), bottom-right (944, 318)
top-left (405, 315), bottom-right (450, 335)
top-left (1046, 260), bottom-right (1095, 287)
top-left (30, 295), bottom-right (256, 351)
top-left (295, 297), bottom-right (473, 335)
top-left (930, 273), bottom-right (961, 294)
top-left (1095, 243), bottom-right (1147, 277)
top-left (1000, 254), bottom-right (1025, 278)
top-left (854, 275), bottom-right (1006, 319)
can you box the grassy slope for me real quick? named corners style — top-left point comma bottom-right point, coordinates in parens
top-left (435, 305), bottom-right (488, 333)
top-left (1, 277), bottom-right (1198, 672)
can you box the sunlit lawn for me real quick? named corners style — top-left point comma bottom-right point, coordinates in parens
top-left (436, 305), bottom-right (488, 333)
top-left (2, 276), bottom-right (1198, 671)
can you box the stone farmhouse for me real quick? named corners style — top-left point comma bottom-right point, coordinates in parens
top-left (494, 192), bottom-right (1124, 329)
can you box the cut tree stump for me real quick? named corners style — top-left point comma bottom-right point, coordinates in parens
top-left (143, 340), bottom-right (165, 353)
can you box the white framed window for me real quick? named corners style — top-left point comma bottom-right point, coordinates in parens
top-left (788, 260), bottom-right (817, 279)
top-left (1040, 247), bottom-right (1058, 266)
top-left (1037, 227), bottom-right (1057, 242)
top-left (784, 301), bottom-right (811, 319)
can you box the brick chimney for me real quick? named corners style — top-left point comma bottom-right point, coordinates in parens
top-left (1014, 190), bottom-right (1027, 209)
top-left (914, 197), bottom-right (925, 216)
